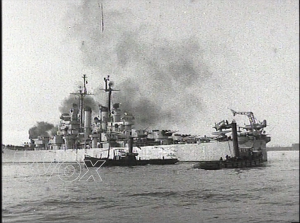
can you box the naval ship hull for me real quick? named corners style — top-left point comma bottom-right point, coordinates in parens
top-left (2, 138), bottom-right (268, 163)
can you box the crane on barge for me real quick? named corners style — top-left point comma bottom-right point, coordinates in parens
top-left (230, 109), bottom-right (267, 131)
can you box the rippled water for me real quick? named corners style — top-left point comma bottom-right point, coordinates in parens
top-left (2, 151), bottom-right (299, 223)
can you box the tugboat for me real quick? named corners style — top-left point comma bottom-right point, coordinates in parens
top-left (84, 137), bottom-right (178, 167)
top-left (85, 137), bottom-right (144, 167)
top-left (193, 111), bottom-right (269, 170)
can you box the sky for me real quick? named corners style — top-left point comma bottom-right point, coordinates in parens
top-left (2, 0), bottom-right (299, 146)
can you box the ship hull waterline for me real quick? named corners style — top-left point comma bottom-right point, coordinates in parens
top-left (193, 157), bottom-right (265, 170)
top-left (2, 140), bottom-right (268, 163)
top-left (84, 156), bottom-right (178, 167)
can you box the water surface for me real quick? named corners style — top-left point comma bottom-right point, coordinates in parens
top-left (2, 151), bottom-right (299, 223)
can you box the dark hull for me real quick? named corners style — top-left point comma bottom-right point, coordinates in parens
top-left (84, 156), bottom-right (178, 167)
top-left (148, 159), bottom-right (178, 165)
top-left (193, 158), bottom-right (264, 170)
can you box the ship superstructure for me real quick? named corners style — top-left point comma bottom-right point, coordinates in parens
top-left (2, 76), bottom-right (271, 163)
top-left (47, 75), bottom-right (197, 153)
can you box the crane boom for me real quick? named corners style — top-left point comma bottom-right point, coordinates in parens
top-left (229, 109), bottom-right (267, 131)
top-left (230, 109), bottom-right (257, 126)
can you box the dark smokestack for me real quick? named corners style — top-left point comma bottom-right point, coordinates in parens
top-left (231, 120), bottom-right (240, 158)
top-left (128, 137), bottom-right (133, 154)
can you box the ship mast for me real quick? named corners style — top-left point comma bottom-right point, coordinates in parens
top-left (102, 75), bottom-right (119, 117)
top-left (71, 74), bottom-right (92, 129)
top-left (101, 75), bottom-right (119, 159)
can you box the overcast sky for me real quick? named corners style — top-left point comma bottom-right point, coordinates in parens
top-left (2, 0), bottom-right (299, 146)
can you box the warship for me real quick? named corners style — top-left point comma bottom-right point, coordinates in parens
top-left (2, 75), bottom-right (271, 164)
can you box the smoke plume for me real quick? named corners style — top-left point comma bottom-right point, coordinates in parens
top-left (59, 95), bottom-right (98, 114)
top-left (28, 122), bottom-right (57, 139)
top-left (28, 94), bottom-right (97, 139)
top-left (65, 1), bottom-right (213, 131)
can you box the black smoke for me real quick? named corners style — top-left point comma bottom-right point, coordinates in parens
top-left (65, 1), bottom-right (212, 131)
top-left (28, 122), bottom-right (58, 139)
top-left (28, 94), bottom-right (98, 139)
top-left (59, 95), bottom-right (98, 114)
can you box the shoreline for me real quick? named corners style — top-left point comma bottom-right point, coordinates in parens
top-left (266, 147), bottom-right (298, 151)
